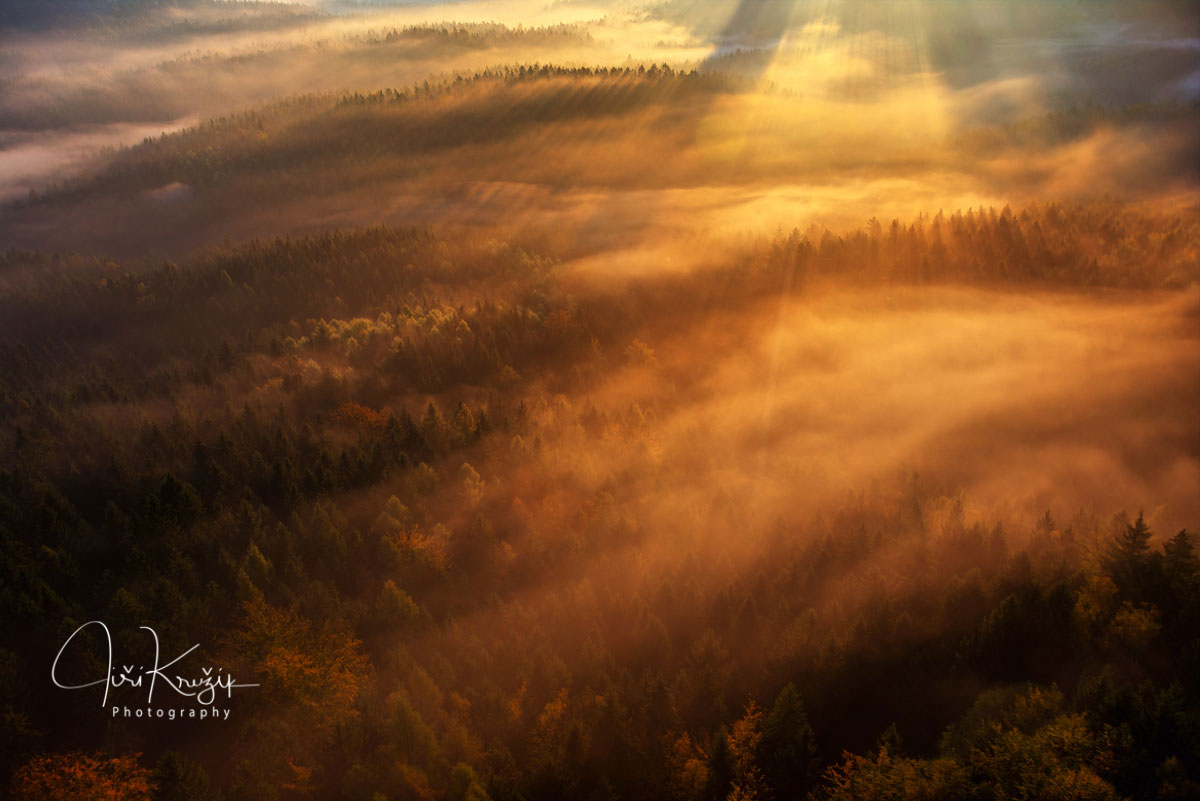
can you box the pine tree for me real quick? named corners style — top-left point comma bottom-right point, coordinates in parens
top-left (761, 683), bottom-right (819, 800)
top-left (1164, 530), bottom-right (1198, 581)
top-left (1102, 513), bottom-right (1163, 603)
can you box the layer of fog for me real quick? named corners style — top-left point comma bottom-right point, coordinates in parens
top-left (2, 76), bottom-right (1193, 258)
top-left (0, 119), bottom-right (193, 204)
top-left (3, 0), bottom-right (1196, 218)
top-left (619, 285), bottom-right (1200, 536)
top-left (422, 282), bottom-right (1200, 662)
top-left (388, 281), bottom-right (1200, 711)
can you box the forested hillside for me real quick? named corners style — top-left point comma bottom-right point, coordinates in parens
top-left (2, 1), bottom-right (1198, 799)
top-left (3, 206), bottom-right (1200, 799)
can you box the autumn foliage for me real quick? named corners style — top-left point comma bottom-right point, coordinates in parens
top-left (11, 752), bottom-right (152, 801)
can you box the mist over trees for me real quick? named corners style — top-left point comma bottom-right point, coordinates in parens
top-left (3, 212), bottom-right (1198, 799)
top-left (1, 1), bottom-right (1198, 799)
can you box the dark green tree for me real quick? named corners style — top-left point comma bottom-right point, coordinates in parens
top-left (761, 683), bottom-right (819, 800)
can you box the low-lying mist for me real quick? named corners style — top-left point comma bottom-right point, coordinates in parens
top-left (529, 284), bottom-right (1200, 542)
top-left (3, 0), bottom-right (1198, 261)
top-left (3, 2), bottom-right (1200, 799)
top-left (1, 202), bottom-right (1197, 796)
top-left (4, 69), bottom-right (1196, 258)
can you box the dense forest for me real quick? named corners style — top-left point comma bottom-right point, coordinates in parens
top-left (3, 204), bottom-right (1199, 799)
top-left (2, 0), bottom-right (1198, 799)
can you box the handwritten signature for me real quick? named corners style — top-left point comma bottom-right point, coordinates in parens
top-left (51, 621), bottom-right (258, 707)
